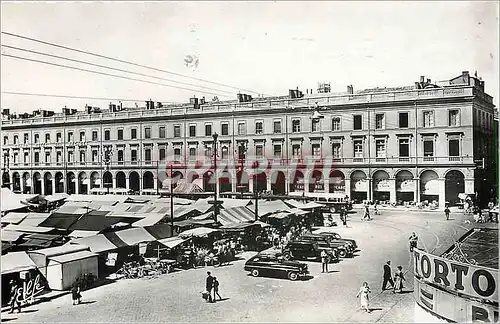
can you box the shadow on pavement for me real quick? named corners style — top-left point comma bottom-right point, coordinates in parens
top-left (1, 317), bottom-right (17, 322)
top-left (78, 300), bottom-right (96, 305)
top-left (324, 270), bottom-right (339, 274)
top-left (397, 290), bottom-right (414, 294)
top-left (213, 298), bottom-right (230, 303)
top-left (368, 307), bottom-right (383, 312)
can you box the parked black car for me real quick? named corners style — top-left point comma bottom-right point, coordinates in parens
top-left (283, 240), bottom-right (339, 263)
top-left (312, 230), bottom-right (358, 250)
top-left (299, 233), bottom-right (353, 258)
top-left (244, 252), bottom-right (309, 281)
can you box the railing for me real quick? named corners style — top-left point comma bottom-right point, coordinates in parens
top-left (0, 86), bottom-right (480, 127)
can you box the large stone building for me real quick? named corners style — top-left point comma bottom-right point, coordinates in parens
top-left (1, 71), bottom-right (496, 207)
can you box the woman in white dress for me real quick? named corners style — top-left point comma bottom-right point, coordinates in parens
top-left (356, 282), bottom-right (371, 313)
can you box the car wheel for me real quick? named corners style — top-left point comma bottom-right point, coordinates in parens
top-left (339, 249), bottom-right (347, 258)
top-left (283, 253), bottom-right (291, 261)
top-left (288, 272), bottom-right (298, 281)
top-left (251, 269), bottom-right (260, 277)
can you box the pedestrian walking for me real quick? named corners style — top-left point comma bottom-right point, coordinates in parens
top-left (321, 249), bottom-right (329, 273)
top-left (362, 205), bottom-right (371, 221)
top-left (382, 261), bottom-right (394, 291)
top-left (8, 280), bottom-right (21, 314)
top-left (213, 277), bottom-right (222, 301)
top-left (393, 266), bottom-right (405, 293)
top-left (444, 205), bottom-right (450, 220)
top-left (205, 271), bottom-right (214, 303)
top-left (71, 279), bottom-right (82, 305)
top-left (340, 207), bottom-right (348, 227)
top-left (356, 282), bottom-right (371, 313)
top-left (374, 201), bottom-right (380, 215)
top-left (408, 232), bottom-right (418, 252)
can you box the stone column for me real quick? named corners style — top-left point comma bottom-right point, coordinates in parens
top-left (75, 178), bottom-right (80, 195)
top-left (40, 177), bottom-right (45, 196)
top-left (285, 177), bottom-right (290, 195)
top-left (323, 178), bottom-right (330, 193)
top-left (389, 178), bottom-right (397, 204)
top-left (344, 179), bottom-right (351, 199)
top-left (153, 176), bottom-right (158, 191)
top-left (51, 178), bottom-right (55, 196)
top-left (414, 178), bottom-right (420, 203)
top-left (464, 178), bottom-right (475, 195)
top-left (20, 178), bottom-right (25, 194)
top-left (125, 177), bottom-right (129, 190)
top-left (438, 178), bottom-right (446, 209)
top-left (367, 178), bottom-right (372, 202)
top-left (248, 176), bottom-right (254, 193)
top-left (266, 177), bottom-right (272, 192)
top-left (112, 177), bottom-right (117, 190)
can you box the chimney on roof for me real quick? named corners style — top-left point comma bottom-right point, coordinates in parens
top-left (347, 85), bottom-right (354, 95)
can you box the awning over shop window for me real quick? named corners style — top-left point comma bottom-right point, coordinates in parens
top-left (1, 251), bottom-right (37, 274)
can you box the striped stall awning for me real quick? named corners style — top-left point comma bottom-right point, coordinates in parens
top-left (218, 206), bottom-right (255, 226)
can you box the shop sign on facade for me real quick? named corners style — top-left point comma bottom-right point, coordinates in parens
top-left (414, 249), bottom-right (498, 303)
top-left (374, 179), bottom-right (391, 191)
top-left (414, 279), bottom-right (498, 323)
top-left (352, 179), bottom-right (368, 192)
top-left (16, 274), bottom-right (45, 304)
top-left (397, 179), bottom-right (415, 192)
top-left (422, 179), bottom-right (440, 195)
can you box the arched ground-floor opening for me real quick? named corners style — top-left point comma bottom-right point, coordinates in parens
top-left (67, 172), bottom-right (76, 194)
top-left (33, 172), bottom-right (42, 195)
top-left (78, 172), bottom-right (88, 194)
top-left (219, 171), bottom-right (232, 193)
top-left (253, 172), bottom-right (267, 193)
top-left (143, 171), bottom-right (154, 189)
top-left (171, 171), bottom-right (183, 190)
top-left (309, 170), bottom-right (324, 193)
top-left (329, 170), bottom-right (345, 194)
top-left (23, 172), bottom-right (31, 194)
top-left (90, 172), bottom-right (100, 189)
top-left (271, 171), bottom-right (285, 195)
top-left (44, 172), bottom-right (53, 196)
top-left (350, 170), bottom-right (368, 203)
top-left (116, 171), bottom-right (126, 188)
top-left (420, 170), bottom-right (439, 203)
top-left (372, 170), bottom-right (390, 203)
top-left (12, 172), bottom-right (21, 192)
top-left (129, 172), bottom-right (140, 193)
top-left (445, 170), bottom-right (465, 206)
top-left (236, 170), bottom-right (249, 193)
top-left (290, 170), bottom-right (304, 193)
top-left (55, 172), bottom-right (64, 193)
top-left (203, 171), bottom-right (215, 192)
top-left (396, 170), bottom-right (415, 203)
top-left (2, 172), bottom-right (10, 188)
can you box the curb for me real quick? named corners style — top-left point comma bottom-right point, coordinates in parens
top-left (1, 291), bottom-right (69, 313)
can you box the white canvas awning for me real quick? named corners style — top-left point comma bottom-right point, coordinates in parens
top-left (157, 236), bottom-right (190, 249)
top-left (1, 251), bottom-right (37, 274)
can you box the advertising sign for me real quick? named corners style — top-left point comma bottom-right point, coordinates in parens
top-left (414, 249), bottom-right (498, 303)
top-left (422, 179), bottom-right (440, 195)
top-left (397, 179), bottom-right (415, 192)
top-left (352, 179), bottom-right (368, 192)
top-left (414, 278), bottom-right (498, 323)
top-left (374, 179), bottom-right (391, 191)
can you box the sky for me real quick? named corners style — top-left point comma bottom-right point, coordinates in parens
top-left (1, 1), bottom-right (499, 113)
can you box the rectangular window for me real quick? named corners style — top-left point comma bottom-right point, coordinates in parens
top-left (24, 152), bottom-right (29, 163)
top-left (449, 139), bottom-right (460, 156)
top-left (189, 125), bottom-right (196, 137)
top-left (79, 151), bottom-right (86, 163)
top-left (45, 152), bottom-right (51, 163)
top-left (311, 119), bottom-right (320, 132)
top-left (24, 133), bottom-right (29, 144)
top-left (57, 151), bottom-right (62, 163)
top-left (14, 135), bottom-right (19, 144)
top-left (159, 148), bottom-right (166, 161)
top-left (423, 140), bottom-right (434, 157)
top-left (273, 120), bottom-right (282, 134)
top-left (158, 126), bottom-right (166, 139)
top-left (292, 120), bottom-right (301, 133)
top-left (205, 147), bottom-right (212, 159)
top-left (117, 150), bottom-right (124, 163)
top-left (3, 136), bottom-right (7, 145)
top-left (292, 144), bottom-right (301, 158)
top-left (34, 151), bottom-right (40, 163)
top-left (353, 115), bottom-right (362, 130)
top-left (375, 114), bottom-right (385, 129)
top-left (13, 153), bottom-right (18, 164)
top-left (423, 111), bottom-right (434, 127)
top-left (205, 124), bottom-right (212, 136)
top-left (221, 146), bottom-right (228, 159)
top-left (238, 122), bottom-right (246, 135)
top-left (256, 145), bottom-right (264, 157)
top-left (118, 129), bottom-right (123, 140)
top-left (92, 131), bottom-right (98, 141)
top-left (34, 134), bottom-right (39, 144)
top-left (144, 127), bottom-right (151, 139)
top-left (45, 133), bottom-right (50, 143)
top-left (131, 129), bottom-right (137, 139)
top-left (67, 132), bottom-right (74, 142)
top-left (273, 144), bottom-right (282, 158)
top-left (174, 125), bottom-right (181, 138)
top-left (105, 130), bottom-right (111, 140)
top-left (145, 149), bottom-right (151, 161)
top-left (174, 148), bottom-right (181, 161)
top-left (353, 140), bottom-right (363, 157)
top-left (189, 147), bottom-right (196, 160)
top-left (67, 151), bottom-right (73, 163)
top-left (312, 144), bottom-right (321, 158)
top-left (131, 149), bottom-right (137, 162)
top-left (91, 150), bottom-right (98, 162)
top-left (255, 121), bottom-right (263, 135)
top-left (79, 131), bottom-right (85, 142)
top-left (399, 112), bottom-right (409, 128)
top-left (375, 139), bottom-right (386, 157)
top-left (332, 143), bottom-right (341, 158)
top-left (221, 123), bottom-right (229, 136)
top-left (399, 138), bottom-right (410, 157)
top-left (449, 110), bottom-right (459, 126)
top-left (332, 117), bottom-right (341, 131)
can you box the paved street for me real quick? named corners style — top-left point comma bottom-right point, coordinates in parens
top-left (2, 208), bottom-right (479, 322)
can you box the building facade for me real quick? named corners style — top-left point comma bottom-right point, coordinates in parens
top-left (1, 71), bottom-right (496, 207)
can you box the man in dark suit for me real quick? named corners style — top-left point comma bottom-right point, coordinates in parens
top-left (382, 261), bottom-right (394, 291)
top-left (205, 271), bottom-right (214, 303)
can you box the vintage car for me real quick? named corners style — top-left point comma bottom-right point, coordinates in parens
top-left (283, 240), bottom-right (339, 263)
top-left (244, 252), bottom-right (309, 281)
top-left (311, 229), bottom-right (358, 250)
top-left (299, 233), bottom-right (353, 258)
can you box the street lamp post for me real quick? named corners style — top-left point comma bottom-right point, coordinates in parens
top-left (254, 175), bottom-right (259, 221)
top-left (2, 154), bottom-right (10, 189)
top-left (170, 164), bottom-right (174, 228)
top-left (212, 133), bottom-right (219, 223)
top-left (104, 147), bottom-right (113, 195)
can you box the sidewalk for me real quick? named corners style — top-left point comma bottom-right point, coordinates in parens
top-left (1, 290), bottom-right (69, 313)
top-left (351, 204), bottom-right (460, 213)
